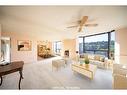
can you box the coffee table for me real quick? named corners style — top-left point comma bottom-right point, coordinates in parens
top-left (71, 63), bottom-right (97, 79)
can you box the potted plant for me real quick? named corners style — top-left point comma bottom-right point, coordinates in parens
top-left (84, 58), bottom-right (89, 67)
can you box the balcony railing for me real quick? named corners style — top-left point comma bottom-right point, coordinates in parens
top-left (84, 50), bottom-right (108, 57)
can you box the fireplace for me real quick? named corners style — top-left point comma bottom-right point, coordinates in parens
top-left (64, 50), bottom-right (69, 57)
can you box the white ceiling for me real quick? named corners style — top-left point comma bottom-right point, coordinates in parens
top-left (0, 6), bottom-right (127, 41)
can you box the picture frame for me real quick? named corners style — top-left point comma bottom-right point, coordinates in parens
top-left (17, 40), bottom-right (32, 51)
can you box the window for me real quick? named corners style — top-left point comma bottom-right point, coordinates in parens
top-left (110, 32), bottom-right (115, 59)
top-left (78, 37), bottom-right (83, 54)
top-left (78, 31), bottom-right (115, 59)
top-left (84, 33), bottom-right (108, 57)
top-left (53, 41), bottom-right (62, 55)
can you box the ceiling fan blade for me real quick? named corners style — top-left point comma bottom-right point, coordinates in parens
top-left (78, 27), bottom-right (82, 32)
top-left (67, 25), bottom-right (78, 28)
top-left (85, 24), bottom-right (98, 27)
top-left (70, 20), bottom-right (81, 24)
top-left (78, 16), bottom-right (88, 32)
top-left (80, 16), bottom-right (88, 26)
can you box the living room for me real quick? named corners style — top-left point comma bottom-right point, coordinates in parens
top-left (0, 6), bottom-right (127, 89)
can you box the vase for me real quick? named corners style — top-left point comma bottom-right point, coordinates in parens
top-left (85, 64), bottom-right (89, 68)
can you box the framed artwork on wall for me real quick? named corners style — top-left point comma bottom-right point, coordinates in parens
top-left (17, 40), bottom-right (32, 51)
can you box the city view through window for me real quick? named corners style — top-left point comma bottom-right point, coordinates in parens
top-left (79, 32), bottom-right (115, 59)
top-left (53, 41), bottom-right (62, 55)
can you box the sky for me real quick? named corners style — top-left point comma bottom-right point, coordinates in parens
top-left (79, 32), bottom-right (115, 43)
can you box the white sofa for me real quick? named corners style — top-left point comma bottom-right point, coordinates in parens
top-left (79, 54), bottom-right (112, 69)
top-left (113, 64), bottom-right (127, 89)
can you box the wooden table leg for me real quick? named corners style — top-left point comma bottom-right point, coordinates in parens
top-left (19, 70), bottom-right (23, 90)
top-left (0, 77), bottom-right (3, 86)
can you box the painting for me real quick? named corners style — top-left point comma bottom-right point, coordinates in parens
top-left (17, 40), bottom-right (32, 51)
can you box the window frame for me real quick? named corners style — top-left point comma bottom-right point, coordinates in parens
top-left (53, 41), bottom-right (62, 54)
top-left (79, 30), bottom-right (115, 59)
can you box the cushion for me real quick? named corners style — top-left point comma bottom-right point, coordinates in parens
top-left (88, 54), bottom-right (94, 60)
top-left (94, 55), bottom-right (101, 61)
top-left (100, 56), bottom-right (105, 62)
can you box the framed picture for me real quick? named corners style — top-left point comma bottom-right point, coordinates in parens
top-left (17, 40), bottom-right (32, 51)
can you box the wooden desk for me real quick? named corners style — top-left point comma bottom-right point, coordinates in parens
top-left (0, 61), bottom-right (24, 89)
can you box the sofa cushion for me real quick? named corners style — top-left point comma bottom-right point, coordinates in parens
top-left (88, 54), bottom-right (94, 60)
top-left (94, 55), bottom-right (101, 61)
top-left (100, 56), bottom-right (105, 62)
top-left (91, 60), bottom-right (105, 69)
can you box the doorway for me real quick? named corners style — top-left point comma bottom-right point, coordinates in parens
top-left (1, 37), bottom-right (11, 65)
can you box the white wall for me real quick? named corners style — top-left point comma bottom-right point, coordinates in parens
top-left (1, 31), bottom-right (53, 63)
top-left (115, 27), bottom-right (127, 64)
top-left (61, 39), bottom-right (76, 59)
top-left (2, 31), bottom-right (38, 63)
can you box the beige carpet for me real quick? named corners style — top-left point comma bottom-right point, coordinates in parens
top-left (0, 57), bottom-right (112, 89)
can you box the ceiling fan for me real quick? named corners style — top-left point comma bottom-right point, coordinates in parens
top-left (67, 16), bottom-right (98, 32)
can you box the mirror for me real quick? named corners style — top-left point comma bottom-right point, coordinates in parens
top-left (1, 37), bottom-right (11, 65)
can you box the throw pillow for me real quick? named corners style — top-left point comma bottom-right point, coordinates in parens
top-left (100, 57), bottom-right (105, 62)
top-left (94, 55), bottom-right (100, 61)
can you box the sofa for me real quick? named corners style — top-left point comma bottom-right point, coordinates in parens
top-left (113, 64), bottom-right (127, 89)
top-left (78, 54), bottom-right (112, 69)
